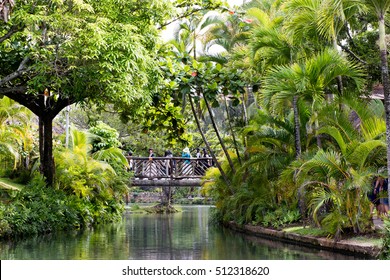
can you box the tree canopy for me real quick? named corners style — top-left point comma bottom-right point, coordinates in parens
top-left (0, 0), bottom-right (177, 184)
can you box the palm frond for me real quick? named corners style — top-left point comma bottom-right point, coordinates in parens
top-left (318, 126), bottom-right (347, 155)
top-left (92, 147), bottom-right (129, 168)
top-left (298, 149), bottom-right (348, 181)
top-left (361, 117), bottom-right (386, 140)
top-left (347, 140), bottom-right (386, 169)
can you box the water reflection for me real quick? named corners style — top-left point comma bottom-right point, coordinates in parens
top-left (0, 205), bottom-right (364, 260)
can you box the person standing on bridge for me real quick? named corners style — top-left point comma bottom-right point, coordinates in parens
top-left (148, 148), bottom-right (155, 159)
top-left (146, 148), bottom-right (156, 177)
top-left (202, 148), bottom-right (211, 169)
top-left (195, 148), bottom-right (202, 175)
top-left (182, 147), bottom-right (191, 175)
top-left (164, 150), bottom-right (174, 176)
top-left (126, 151), bottom-right (133, 171)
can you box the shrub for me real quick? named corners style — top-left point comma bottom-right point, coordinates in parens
top-left (0, 172), bottom-right (125, 239)
top-left (380, 218), bottom-right (390, 260)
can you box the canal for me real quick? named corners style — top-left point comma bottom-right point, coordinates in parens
top-left (0, 205), bottom-right (364, 260)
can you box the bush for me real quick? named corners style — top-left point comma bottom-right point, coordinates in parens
top-left (0, 173), bottom-right (124, 238)
top-left (258, 207), bottom-right (301, 228)
top-left (380, 218), bottom-right (390, 260)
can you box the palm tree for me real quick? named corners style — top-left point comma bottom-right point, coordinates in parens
top-left (248, 4), bottom-right (305, 156)
top-left (201, 10), bottom-right (250, 63)
top-left (283, 98), bottom-right (387, 237)
top-left (261, 48), bottom-right (364, 156)
top-left (284, 0), bottom-right (364, 94)
top-left (362, 0), bottom-right (390, 207)
top-left (55, 128), bottom-right (127, 199)
top-left (203, 107), bottom-right (298, 225)
top-left (170, 12), bottom-right (221, 61)
top-left (0, 97), bottom-right (34, 170)
top-left (189, 95), bottom-right (232, 188)
top-left (169, 15), bottom-right (242, 174)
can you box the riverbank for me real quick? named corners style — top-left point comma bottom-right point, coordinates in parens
top-left (227, 221), bottom-right (383, 259)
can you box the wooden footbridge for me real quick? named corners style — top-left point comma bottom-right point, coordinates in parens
top-left (130, 157), bottom-right (211, 187)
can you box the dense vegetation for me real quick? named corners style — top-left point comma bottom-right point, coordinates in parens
top-left (1, 0), bottom-right (390, 260)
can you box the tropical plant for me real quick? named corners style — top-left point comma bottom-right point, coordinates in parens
top-left (261, 48), bottom-right (364, 157)
top-left (362, 0), bottom-right (390, 206)
top-left (282, 98), bottom-right (387, 238)
top-left (203, 107), bottom-right (298, 225)
top-left (0, 97), bottom-right (35, 175)
top-left (55, 128), bottom-right (128, 219)
top-left (380, 217), bottom-right (390, 259)
top-left (89, 121), bottom-right (122, 153)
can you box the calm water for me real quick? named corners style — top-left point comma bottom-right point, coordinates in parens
top-left (0, 205), bottom-right (364, 260)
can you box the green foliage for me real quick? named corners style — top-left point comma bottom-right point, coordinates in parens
top-left (347, 30), bottom-right (381, 86)
top-left (283, 99), bottom-right (386, 237)
top-left (0, 172), bottom-right (121, 238)
top-left (0, 161), bottom-right (127, 238)
top-left (55, 128), bottom-right (128, 202)
top-left (89, 121), bottom-right (121, 152)
top-left (0, 97), bottom-right (35, 174)
top-left (380, 218), bottom-right (390, 259)
top-left (1, 0), bottom-right (173, 105)
top-left (258, 207), bottom-right (301, 228)
top-left (201, 104), bottom-right (299, 226)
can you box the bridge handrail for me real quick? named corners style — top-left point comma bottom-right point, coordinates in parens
top-left (129, 156), bottom-right (212, 179)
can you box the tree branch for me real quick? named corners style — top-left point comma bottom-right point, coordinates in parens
top-left (159, 8), bottom-right (206, 29)
top-left (0, 69), bottom-right (26, 86)
top-left (0, 25), bottom-right (18, 44)
top-left (0, 59), bottom-right (31, 86)
top-left (339, 44), bottom-right (367, 65)
top-left (51, 95), bottom-right (77, 117)
top-left (17, 56), bottom-right (30, 71)
top-left (0, 86), bottom-right (41, 116)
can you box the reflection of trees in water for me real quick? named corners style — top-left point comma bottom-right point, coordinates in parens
top-left (205, 226), bottom-right (367, 260)
top-left (128, 207), bottom-right (210, 260)
top-left (0, 222), bottom-right (130, 260)
top-left (234, 233), bottom-right (365, 260)
top-left (0, 206), bottom-right (367, 260)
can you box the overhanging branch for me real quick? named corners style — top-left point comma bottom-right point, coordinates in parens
top-left (159, 8), bottom-right (205, 29)
top-left (51, 95), bottom-right (77, 117)
top-left (0, 25), bottom-right (19, 44)
top-left (339, 44), bottom-right (367, 65)
top-left (0, 86), bottom-right (41, 116)
top-left (0, 64), bottom-right (30, 86)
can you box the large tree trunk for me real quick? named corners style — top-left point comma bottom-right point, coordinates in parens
top-left (293, 95), bottom-right (301, 157)
top-left (40, 115), bottom-right (55, 186)
top-left (38, 118), bottom-right (44, 170)
top-left (378, 13), bottom-right (390, 205)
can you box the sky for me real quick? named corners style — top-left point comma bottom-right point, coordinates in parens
top-left (160, 0), bottom-right (246, 42)
top-left (228, 0), bottom-right (245, 6)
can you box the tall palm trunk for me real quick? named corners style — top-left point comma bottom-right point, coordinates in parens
top-left (224, 96), bottom-right (242, 165)
top-left (293, 95), bottom-right (301, 157)
top-left (189, 95), bottom-right (233, 191)
top-left (204, 95), bottom-right (236, 173)
top-left (378, 11), bottom-right (390, 204)
top-left (242, 88), bottom-right (249, 152)
top-left (333, 38), bottom-right (344, 96)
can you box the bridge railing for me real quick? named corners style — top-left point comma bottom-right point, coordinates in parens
top-left (130, 157), bottom-right (212, 179)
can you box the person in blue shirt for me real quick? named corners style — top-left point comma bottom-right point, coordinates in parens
top-left (181, 147), bottom-right (191, 175)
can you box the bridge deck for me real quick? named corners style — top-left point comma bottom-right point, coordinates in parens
top-left (129, 157), bottom-right (211, 187)
top-left (131, 178), bottom-right (202, 187)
